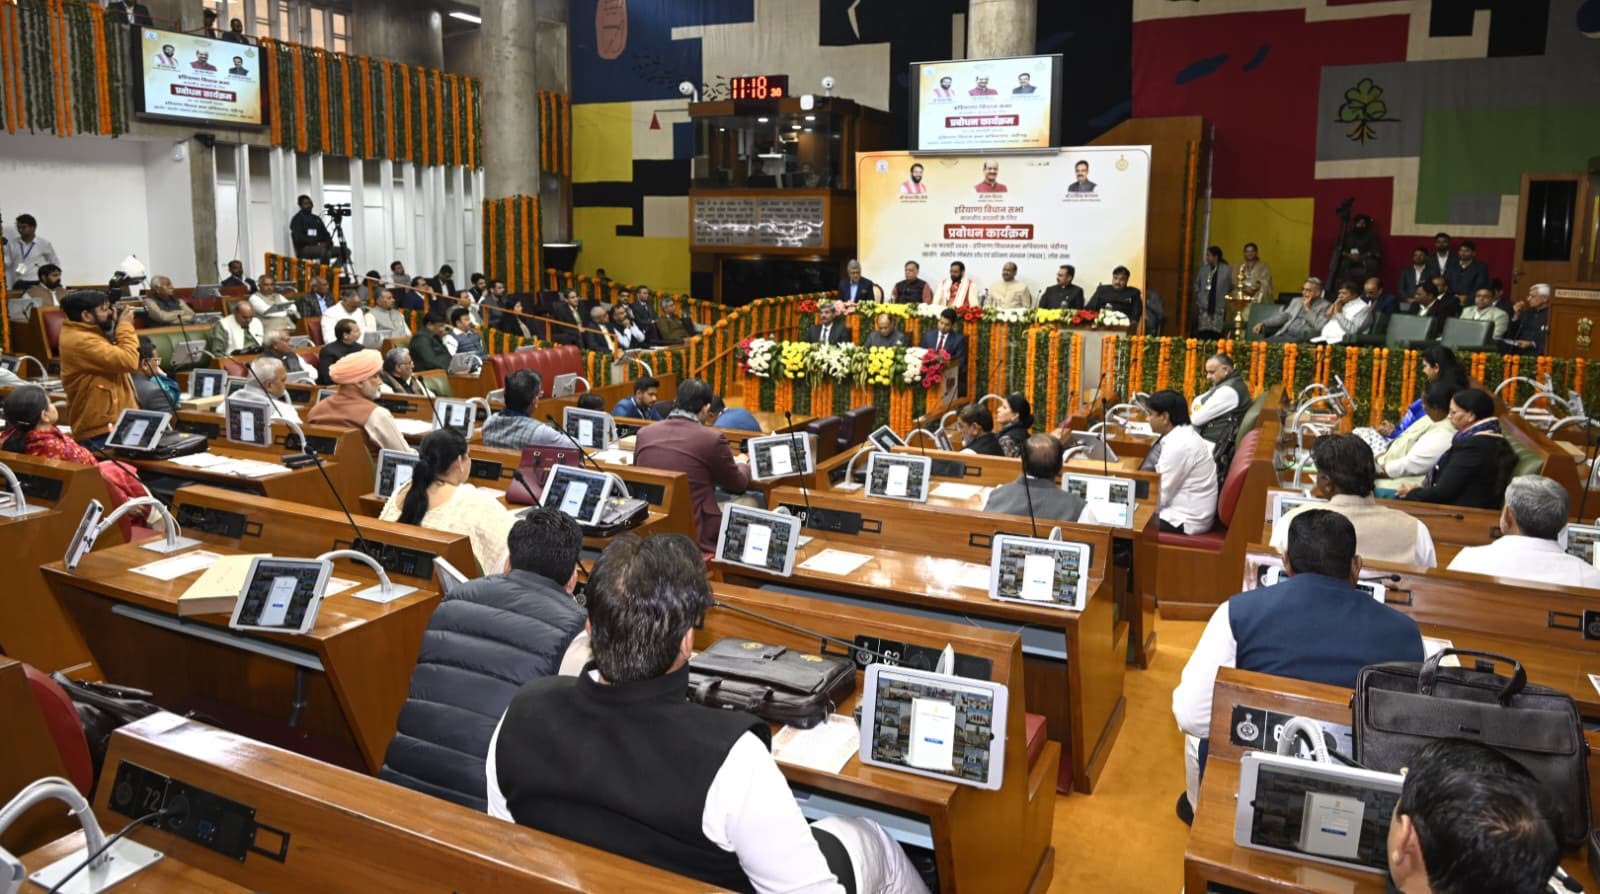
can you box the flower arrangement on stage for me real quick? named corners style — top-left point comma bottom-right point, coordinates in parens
top-left (797, 297), bottom-right (819, 314)
top-left (864, 347), bottom-right (899, 386)
top-left (810, 343), bottom-right (853, 382)
top-left (915, 348), bottom-right (951, 389)
top-left (841, 301), bottom-right (1119, 328)
top-left (737, 336), bottom-right (778, 377)
top-left (779, 341), bottom-right (811, 379)
top-left (1096, 308), bottom-right (1131, 328)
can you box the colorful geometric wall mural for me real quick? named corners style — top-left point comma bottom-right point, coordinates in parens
top-left (1134, 0), bottom-right (1600, 301)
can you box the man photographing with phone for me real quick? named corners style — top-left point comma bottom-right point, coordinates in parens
top-left (58, 290), bottom-right (142, 450)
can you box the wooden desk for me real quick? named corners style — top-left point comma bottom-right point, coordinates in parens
top-left (170, 411), bottom-right (373, 509)
top-left (1185, 668), bottom-right (1598, 893)
top-left (817, 445), bottom-right (1163, 669)
top-left (125, 442), bottom-right (346, 507)
top-left (703, 584), bottom-right (1056, 894)
top-left (538, 373), bottom-right (680, 420)
top-left (729, 486), bottom-right (1125, 795)
top-left (20, 715), bottom-right (719, 892)
top-left (0, 453), bottom-right (119, 676)
top-left (40, 486), bottom-right (477, 773)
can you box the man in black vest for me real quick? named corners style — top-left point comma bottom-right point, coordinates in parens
top-left (1188, 353), bottom-right (1251, 444)
top-left (890, 261), bottom-right (932, 304)
top-left (487, 534), bottom-right (929, 893)
top-left (380, 508), bottom-right (588, 809)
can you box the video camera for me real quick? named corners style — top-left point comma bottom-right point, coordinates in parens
top-left (324, 202), bottom-right (352, 220)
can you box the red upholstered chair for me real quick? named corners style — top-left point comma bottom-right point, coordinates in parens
top-left (41, 308), bottom-right (67, 356)
top-left (22, 664), bottom-right (94, 797)
top-left (1152, 427), bottom-right (1276, 620)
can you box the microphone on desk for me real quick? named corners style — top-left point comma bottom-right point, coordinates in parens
top-left (1022, 459), bottom-right (1040, 539)
top-left (242, 362), bottom-right (370, 558)
top-left (1359, 573), bottom-right (1404, 583)
top-left (785, 410), bottom-right (815, 529)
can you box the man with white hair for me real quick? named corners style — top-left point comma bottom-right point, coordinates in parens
top-left (321, 289), bottom-right (377, 345)
top-left (1253, 277), bottom-right (1330, 343)
top-left (988, 262), bottom-right (1033, 309)
top-left (1503, 283), bottom-right (1551, 354)
top-left (141, 275), bottom-right (197, 325)
top-left (223, 356), bottom-right (301, 424)
top-left (837, 259), bottom-right (875, 304)
top-left (1447, 475), bottom-right (1600, 588)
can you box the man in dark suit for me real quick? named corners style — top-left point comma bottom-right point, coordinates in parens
top-left (545, 289), bottom-right (585, 346)
top-left (1398, 247), bottom-right (1431, 298)
top-left (983, 434), bottom-right (1088, 522)
top-left (837, 259), bottom-right (875, 304)
top-left (920, 307), bottom-right (968, 394)
top-left (1408, 280), bottom-right (1460, 324)
top-left (1444, 240), bottom-right (1489, 300)
top-left (804, 301), bottom-right (851, 345)
top-left (107, 1), bottom-right (153, 26)
top-left (632, 378), bottom-right (751, 553)
top-left (296, 275), bottom-right (335, 319)
top-left (1038, 264), bottom-right (1086, 309)
top-left (1086, 266), bottom-right (1144, 326)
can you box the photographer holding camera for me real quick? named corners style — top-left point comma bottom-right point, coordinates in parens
top-left (291, 194), bottom-right (334, 260)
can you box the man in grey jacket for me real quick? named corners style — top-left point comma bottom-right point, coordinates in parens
top-left (1253, 277), bottom-right (1331, 343)
top-left (379, 507), bottom-right (589, 809)
top-left (983, 434), bottom-right (1087, 522)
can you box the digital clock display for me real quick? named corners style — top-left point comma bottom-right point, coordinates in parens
top-left (729, 74), bottom-right (789, 101)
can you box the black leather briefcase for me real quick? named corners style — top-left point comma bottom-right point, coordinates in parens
top-left (1353, 648), bottom-right (1591, 846)
top-left (688, 639), bottom-right (855, 730)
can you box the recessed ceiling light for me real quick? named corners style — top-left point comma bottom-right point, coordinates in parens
top-left (757, 117), bottom-right (769, 123)
top-left (448, 11), bottom-right (481, 23)
top-left (804, 115), bottom-right (816, 122)
top-left (791, 124), bottom-right (801, 130)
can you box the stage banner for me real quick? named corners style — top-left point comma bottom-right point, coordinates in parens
top-left (856, 147), bottom-right (1151, 301)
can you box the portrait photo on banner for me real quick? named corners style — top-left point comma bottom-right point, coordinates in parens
top-left (856, 147), bottom-right (1151, 300)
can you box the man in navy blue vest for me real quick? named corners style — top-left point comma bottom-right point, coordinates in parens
top-left (1171, 509), bottom-right (1423, 818)
top-left (380, 507), bottom-right (589, 810)
top-left (486, 533), bottom-right (929, 892)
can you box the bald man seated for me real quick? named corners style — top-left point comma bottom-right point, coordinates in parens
top-left (982, 434), bottom-right (1087, 522)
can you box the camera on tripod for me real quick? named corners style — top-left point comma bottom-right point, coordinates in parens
top-left (324, 202), bottom-right (352, 220)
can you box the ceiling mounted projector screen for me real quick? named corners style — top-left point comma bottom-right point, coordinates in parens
top-left (135, 27), bottom-right (265, 128)
top-left (910, 54), bottom-right (1061, 153)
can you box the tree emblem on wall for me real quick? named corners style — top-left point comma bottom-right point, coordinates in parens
top-left (1337, 78), bottom-right (1398, 143)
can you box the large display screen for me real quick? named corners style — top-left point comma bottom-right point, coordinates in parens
top-left (856, 147), bottom-right (1151, 300)
top-left (910, 55), bottom-right (1061, 153)
top-left (135, 28), bottom-right (264, 127)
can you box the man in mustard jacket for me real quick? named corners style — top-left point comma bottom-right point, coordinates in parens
top-left (59, 290), bottom-right (142, 449)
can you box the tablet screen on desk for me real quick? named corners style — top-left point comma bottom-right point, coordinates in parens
top-left (230, 557), bottom-right (332, 635)
top-left (714, 504), bottom-right (800, 576)
top-left (864, 453), bottom-right (931, 503)
top-left (433, 399), bottom-right (476, 440)
top-left (107, 409), bottom-right (170, 452)
top-left (988, 534), bottom-right (1091, 611)
top-left (1062, 473), bottom-right (1135, 528)
top-left (0, 356), bottom-right (19, 374)
top-left (225, 394), bottom-right (272, 447)
top-left (860, 664), bottom-right (1007, 790)
top-left (1236, 752), bottom-right (1402, 873)
top-left (1267, 488), bottom-right (1325, 526)
top-left (190, 368), bottom-right (227, 399)
top-left (375, 449), bottom-right (421, 499)
top-left (563, 407), bottom-right (616, 450)
top-left (1558, 523), bottom-right (1600, 564)
top-left (747, 433), bottom-right (815, 481)
top-left (1065, 431), bottom-right (1118, 463)
top-left (867, 425), bottom-right (905, 453)
top-left (541, 465), bottom-right (611, 526)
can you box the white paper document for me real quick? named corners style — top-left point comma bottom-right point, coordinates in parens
top-left (930, 482), bottom-right (983, 500)
top-left (1589, 674), bottom-right (1600, 699)
top-left (907, 698), bottom-right (957, 771)
top-left (954, 561), bottom-right (991, 591)
top-left (168, 452), bottom-right (232, 469)
top-left (131, 550), bottom-right (224, 582)
top-left (741, 523), bottom-right (773, 566)
top-left (1019, 553), bottom-right (1056, 601)
top-left (238, 412), bottom-right (256, 443)
top-left (592, 448), bottom-right (632, 465)
top-left (392, 418), bottom-right (433, 436)
top-left (772, 715), bottom-right (860, 773)
top-left (798, 548), bottom-right (872, 577)
top-left (324, 577), bottom-right (359, 597)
